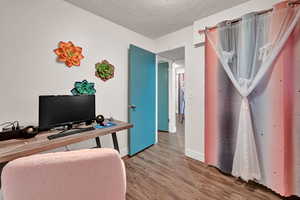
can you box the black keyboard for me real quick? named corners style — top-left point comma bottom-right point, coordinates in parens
top-left (47, 127), bottom-right (95, 140)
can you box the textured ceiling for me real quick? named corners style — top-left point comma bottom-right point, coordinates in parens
top-left (65, 0), bottom-right (249, 38)
top-left (158, 47), bottom-right (185, 61)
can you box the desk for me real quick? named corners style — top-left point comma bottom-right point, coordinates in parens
top-left (0, 120), bottom-right (133, 163)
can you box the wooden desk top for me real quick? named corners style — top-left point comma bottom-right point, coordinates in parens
top-left (0, 120), bottom-right (133, 163)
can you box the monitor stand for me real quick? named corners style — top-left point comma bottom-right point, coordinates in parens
top-left (52, 124), bottom-right (73, 131)
top-left (66, 124), bottom-right (73, 130)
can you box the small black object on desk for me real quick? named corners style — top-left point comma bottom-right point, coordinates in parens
top-left (0, 125), bottom-right (38, 141)
top-left (95, 115), bottom-right (105, 126)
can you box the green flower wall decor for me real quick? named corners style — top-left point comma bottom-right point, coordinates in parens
top-left (71, 80), bottom-right (96, 95)
top-left (95, 60), bottom-right (115, 81)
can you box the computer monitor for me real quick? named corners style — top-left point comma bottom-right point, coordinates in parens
top-left (39, 95), bottom-right (95, 131)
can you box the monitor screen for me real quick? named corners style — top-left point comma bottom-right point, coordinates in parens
top-left (39, 95), bottom-right (95, 130)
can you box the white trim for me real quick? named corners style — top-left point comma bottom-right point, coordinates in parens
top-left (185, 149), bottom-right (205, 162)
top-left (169, 125), bottom-right (176, 133)
top-left (155, 55), bottom-right (159, 143)
top-left (120, 147), bottom-right (128, 157)
top-left (169, 61), bottom-right (177, 133)
top-left (157, 56), bottom-right (176, 134)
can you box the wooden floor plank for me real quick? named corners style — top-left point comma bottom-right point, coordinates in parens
top-left (125, 121), bottom-right (300, 200)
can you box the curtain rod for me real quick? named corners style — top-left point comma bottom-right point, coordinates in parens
top-left (198, 0), bottom-right (300, 34)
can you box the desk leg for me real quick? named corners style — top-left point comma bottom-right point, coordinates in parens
top-left (0, 162), bottom-right (7, 188)
top-left (111, 132), bottom-right (119, 152)
top-left (95, 137), bottom-right (101, 148)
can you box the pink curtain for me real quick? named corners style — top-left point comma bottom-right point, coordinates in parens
top-left (205, 1), bottom-right (300, 197)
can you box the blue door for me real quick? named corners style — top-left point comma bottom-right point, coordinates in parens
top-left (158, 62), bottom-right (169, 131)
top-left (129, 45), bottom-right (156, 156)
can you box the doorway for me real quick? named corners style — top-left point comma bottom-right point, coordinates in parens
top-left (157, 47), bottom-right (185, 140)
top-left (158, 62), bottom-right (169, 132)
top-left (127, 44), bottom-right (185, 155)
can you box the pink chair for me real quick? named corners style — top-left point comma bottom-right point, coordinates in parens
top-left (1, 148), bottom-right (126, 200)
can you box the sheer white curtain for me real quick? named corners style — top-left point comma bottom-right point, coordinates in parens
top-left (205, 5), bottom-right (300, 181)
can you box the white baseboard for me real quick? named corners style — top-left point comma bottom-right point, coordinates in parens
top-left (169, 125), bottom-right (176, 133)
top-left (120, 147), bottom-right (128, 157)
top-left (185, 149), bottom-right (205, 162)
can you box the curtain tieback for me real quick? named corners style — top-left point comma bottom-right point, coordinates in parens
top-left (241, 97), bottom-right (250, 111)
top-left (239, 78), bottom-right (251, 97)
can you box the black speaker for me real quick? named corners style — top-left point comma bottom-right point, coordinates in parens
top-left (21, 126), bottom-right (38, 139)
top-left (85, 120), bottom-right (94, 126)
top-left (95, 115), bottom-right (105, 126)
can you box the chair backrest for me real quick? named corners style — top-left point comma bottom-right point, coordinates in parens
top-left (1, 148), bottom-right (126, 200)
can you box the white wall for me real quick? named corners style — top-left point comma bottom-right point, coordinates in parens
top-left (0, 0), bottom-right (155, 157)
top-left (176, 68), bottom-right (185, 74)
top-left (169, 62), bottom-right (177, 133)
top-left (155, 0), bottom-right (281, 162)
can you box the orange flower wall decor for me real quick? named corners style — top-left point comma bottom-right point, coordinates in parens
top-left (54, 41), bottom-right (84, 67)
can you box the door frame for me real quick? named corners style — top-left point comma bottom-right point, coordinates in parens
top-left (156, 45), bottom-right (186, 139)
top-left (156, 56), bottom-right (176, 135)
top-left (157, 61), bottom-right (169, 132)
